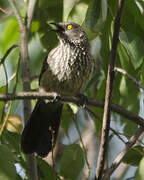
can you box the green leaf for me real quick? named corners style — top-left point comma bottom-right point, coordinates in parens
top-left (67, 0), bottom-right (89, 25)
top-left (0, 145), bottom-right (17, 180)
top-left (0, 17), bottom-right (19, 54)
top-left (135, 157), bottom-right (144, 180)
top-left (119, 32), bottom-right (144, 69)
top-left (101, 0), bottom-right (107, 21)
top-left (61, 104), bottom-right (73, 135)
top-left (117, 75), bottom-right (139, 128)
top-left (16, 174), bottom-right (23, 180)
top-left (3, 130), bottom-right (21, 154)
top-left (85, 0), bottom-right (107, 32)
top-left (90, 106), bottom-right (102, 136)
top-left (31, 21), bottom-right (40, 33)
top-left (123, 146), bottom-right (144, 166)
top-left (37, 158), bottom-right (56, 180)
top-left (60, 144), bottom-right (84, 180)
top-left (118, 42), bottom-right (132, 72)
top-left (32, 0), bottom-right (63, 50)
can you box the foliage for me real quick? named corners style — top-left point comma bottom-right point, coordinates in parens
top-left (0, 0), bottom-right (144, 179)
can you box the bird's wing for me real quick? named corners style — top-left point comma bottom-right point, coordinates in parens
top-left (39, 55), bottom-right (48, 85)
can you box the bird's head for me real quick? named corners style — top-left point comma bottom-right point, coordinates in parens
top-left (49, 22), bottom-right (89, 47)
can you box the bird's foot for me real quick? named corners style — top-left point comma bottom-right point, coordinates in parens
top-left (77, 93), bottom-right (88, 108)
top-left (52, 92), bottom-right (61, 102)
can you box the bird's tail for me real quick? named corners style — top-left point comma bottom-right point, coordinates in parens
top-left (21, 100), bottom-right (63, 157)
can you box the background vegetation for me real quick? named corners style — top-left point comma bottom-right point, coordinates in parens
top-left (0, 0), bottom-right (144, 179)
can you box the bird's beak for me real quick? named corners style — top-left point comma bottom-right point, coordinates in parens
top-left (48, 22), bottom-right (65, 32)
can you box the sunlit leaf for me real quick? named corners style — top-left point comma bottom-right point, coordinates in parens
top-left (6, 114), bottom-right (22, 133)
top-left (135, 157), bottom-right (144, 180)
top-left (31, 21), bottom-right (40, 33)
top-left (67, 0), bottom-right (89, 25)
top-left (0, 17), bottom-right (19, 53)
top-left (69, 103), bottom-right (78, 114)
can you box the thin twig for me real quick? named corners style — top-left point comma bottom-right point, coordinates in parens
top-left (102, 127), bottom-right (144, 179)
top-left (0, 92), bottom-right (144, 128)
top-left (7, 0), bottom-right (23, 30)
top-left (3, 64), bottom-right (8, 94)
top-left (86, 107), bottom-right (126, 144)
top-left (72, 114), bottom-right (91, 176)
top-left (114, 67), bottom-right (144, 90)
top-left (116, 131), bottom-right (144, 146)
top-left (96, 0), bottom-right (125, 179)
top-left (0, 6), bottom-right (10, 14)
top-left (110, 128), bottom-right (126, 145)
top-left (0, 45), bottom-right (18, 65)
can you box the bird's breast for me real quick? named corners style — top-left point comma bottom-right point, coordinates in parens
top-left (40, 44), bottom-right (94, 95)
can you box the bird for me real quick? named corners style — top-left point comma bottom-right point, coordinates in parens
top-left (21, 22), bottom-right (95, 157)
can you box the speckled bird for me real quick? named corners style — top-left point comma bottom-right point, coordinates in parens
top-left (21, 22), bottom-right (95, 157)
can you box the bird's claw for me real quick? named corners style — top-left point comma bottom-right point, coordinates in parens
top-left (77, 93), bottom-right (88, 108)
top-left (52, 92), bottom-right (61, 102)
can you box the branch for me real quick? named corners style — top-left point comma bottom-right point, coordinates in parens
top-left (26, 0), bottom-right (37, 32)
top-left (96, 0), bottom-right (125, 179)
top-left (0, 92), bottom-right (144, 128)
top-left (102, 127), bottom-right (144, 179)
top-left (0, 6), bottom-right (10, 14)
top-left (114, 67), bottom-right (144, 90)
top-left (7, 0), bottom-right (23, 30)
top-left (8, 0), bottom-right (38, 179)
top-left (86, 107), bottom-right (126, 144)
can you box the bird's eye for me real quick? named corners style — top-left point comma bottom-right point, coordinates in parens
top-left (67, 24), bottom-right (72, 30)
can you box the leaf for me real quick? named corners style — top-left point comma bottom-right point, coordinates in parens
top-left (118, 42), bottom-right (133, 72)
top-left (61, 104), bottom-right (73, 135)
top-left (118, 75), bottom-right (139, 122)
top-left (123, 146), bottom-right (144, 166)
top-left (135, 157), bottom-right (144, 180)
top-left (6, 114), bottom-right (22, 133)
top-left (101, 0), bottom-right (107, 21)
top-left (0, 145), bottom-right (17, 180)
top-left (85, 0), bottom-right (107, 32)
top-left (0, 17), bottom-right (19, 53)
top-left (31, 21), bottom-right (40, 33)
top-left (67, 0), bottom-right (89, 25)
top-left (119, 32), bottom-right (144, 69)
top-left (69, 103), bottom-right (78, 114)
top-left (37, 158), bottom-right (56, 180)
top-left (60, 144), bottom-right (84, 180)
top-left (90, 106), bottom-right (102, 136)
top-left (32, 0), bottom-right (63, 50)
top-left (3, 130), bottom-right (21, 154)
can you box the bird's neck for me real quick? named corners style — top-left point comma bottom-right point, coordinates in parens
top-left (59, 38), bottom-right (90, 53)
